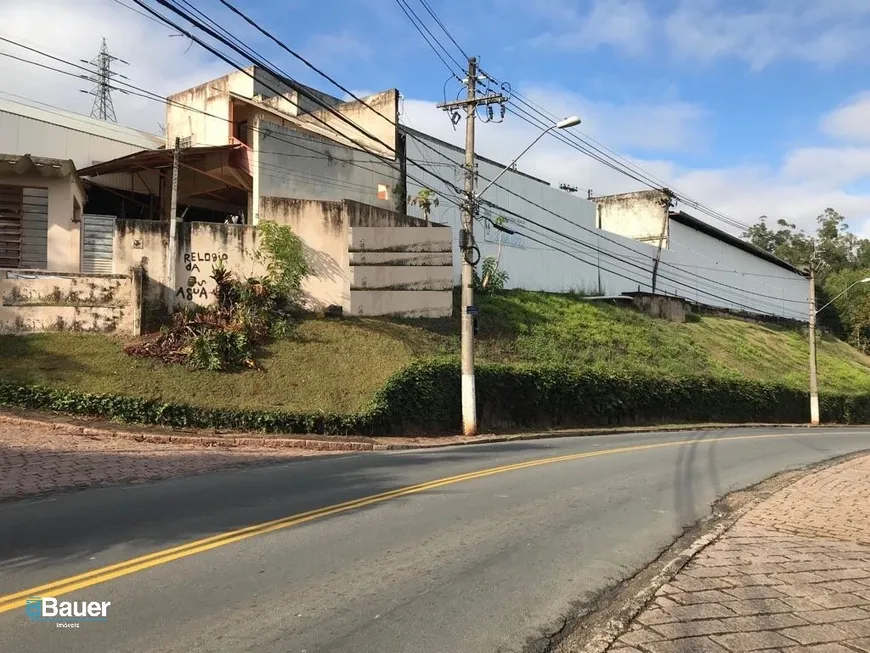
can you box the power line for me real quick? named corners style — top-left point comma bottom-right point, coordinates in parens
top-left (404, 130), bottom-right (807, 303)
top-left (415, 0), bottom-right (469, 60)
top-left (84, 38), bottom-right (126, 122)
top-left (11, 11), bottom-right (800, 312)
top-left (392, 0), bottom-right (464, 76)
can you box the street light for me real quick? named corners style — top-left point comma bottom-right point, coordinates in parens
top-left (475, 116), bottom-right (582, 200)
top-left (815, 277), bottom-right (870, 315)
top-left (808, 275), bottom-right (870, 426)
top-left (459, 114), bottom-right (580, 437)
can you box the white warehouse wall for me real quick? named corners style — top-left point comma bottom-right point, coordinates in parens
top-left (404, 128), bottom-right (810, 320)
top-left (0, 98), bottom-right (162, 169)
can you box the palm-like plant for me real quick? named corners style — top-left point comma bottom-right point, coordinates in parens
top-left (408, 188), bottom-right (439, 226)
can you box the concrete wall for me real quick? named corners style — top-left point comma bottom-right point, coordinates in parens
top-left (254, 118), bottom-right (400, 221)
top-left (0, 98), bottom-right (161, 169)
top-left (0, 268), bottom-right (140, 334)
top-left (113, 219), bottom-right (265, 325)
top-left (348, 225), bottom-right (452, 317)
top-left (595, 189), bottom-right (671, 247)
top-left (258, 197), bottom-right (349, 310)
top-left (166, 69), bottom-right (257, 147)
top-left (0, 175), bottom-right (85, 273)
top-left (259, 197), bottom-right (452, 316)
top-left (297, 89), bottom-right (398, 158)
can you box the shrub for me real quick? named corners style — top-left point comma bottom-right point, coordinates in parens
top-left (2, 361), bottom-right (869, 436)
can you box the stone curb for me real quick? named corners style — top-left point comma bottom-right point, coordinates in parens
top-left (580, 521), bottom-right (733, 653)
top-left (0, 411), bottom-right (820, 453)
top-left (575, 450), bottom-right (870, 653)
top-left (372, 423), bottom-right (809, 451)
top-left (0, 415), bottom-right (375, 452)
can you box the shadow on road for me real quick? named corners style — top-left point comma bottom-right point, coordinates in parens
top-left (0, 439), bottom-right (561, 579)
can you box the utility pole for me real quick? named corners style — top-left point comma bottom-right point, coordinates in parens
top-left (437, 58), bottom-right (506, 436)
top-left (651, 189), bottom-right (675, 294)
top-left (167, 137), bottom-right (183, 303)
top-left (82, 38), bottom-right (127, 123)
top-left (808, 254), bottom-right (820, 425)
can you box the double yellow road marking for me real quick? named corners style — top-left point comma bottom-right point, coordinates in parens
top-left (0, 430), bottom-right (831, 614)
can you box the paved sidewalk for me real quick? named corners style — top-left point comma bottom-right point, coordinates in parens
top-left (609, 455), bottom-right (870, 653)
top-left (0, 421), bottom-right (335, 501)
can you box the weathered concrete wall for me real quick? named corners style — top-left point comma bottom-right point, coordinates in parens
top-left (258, 197), bottom-right (350, 310)
top-left (254, 119), bottom-right (401, 218)
top-left (259, 198), bottom-right (453, 316)
top-left (625, 292), bottom-right (687, 323)
top-left (595, 189), bottom-right (671, 247)
top-left (166, 69), bottom-right (256, 147)
top-left (348, 223), bottom-right (453, 317)
top-left (113, 220), bottom-right (265, 327)
top-left (297, 89), bottom-right (398, 158)
top-left (0, 175), bottom-right (85, 272)
top-left (0, 269), bottom-right (139, 334)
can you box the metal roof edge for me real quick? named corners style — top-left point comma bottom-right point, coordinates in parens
top-left (670, 210), bottom-right (806, 276)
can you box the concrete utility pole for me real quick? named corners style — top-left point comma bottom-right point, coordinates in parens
top-left (437, 58), bottom-right (506, 436)
top-left (167, 137), bottom-right (182, 302)
top-left (808, 255), bottom-right (819, 426)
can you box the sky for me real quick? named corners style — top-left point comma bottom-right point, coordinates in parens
top-left (2, 0), bottom-right (870, 237)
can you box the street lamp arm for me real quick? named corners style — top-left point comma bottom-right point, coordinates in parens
top-left (474, 116), bottom-right (581, 202)
top-left (475, 127), bottom-right (554, 201)
top-left (815, 277), bottom-right (870, 315)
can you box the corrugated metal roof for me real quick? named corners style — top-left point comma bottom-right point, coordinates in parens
top-left (0, 153), bottom-right (86, 199)
top-left (0, 97), bottom-right (163, 150)
top-left (78, 143), bottom-right (246, 177)
top-left (0, 153), bottom-right (76, 177)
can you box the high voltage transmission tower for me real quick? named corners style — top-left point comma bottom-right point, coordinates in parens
top-left (83, 38), bottom-right (127, 122)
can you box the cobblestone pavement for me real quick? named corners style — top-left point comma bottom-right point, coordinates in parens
top-left (610, 455), bottom-right (870, 653)
top-left (0, 421), bottom-right (335, 501)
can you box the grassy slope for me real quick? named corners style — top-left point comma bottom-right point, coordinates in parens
top-left (2, 290), bottom-right (869, 413)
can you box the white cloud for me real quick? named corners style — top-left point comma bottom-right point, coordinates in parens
top-left (528, 0), bottom-right (654, 56)
top-left (5, 0), bottom-right (870, 242)
top-left (665, 0), bottom-right (870, 70)
top-left (822, 92), bottom-right (870, 143)
top-left (0, 0), bottom-right (230, 134)
top-left (403, 85), bottom-right (870, 239)
top-left (525, 0), bottom-right (870, 69)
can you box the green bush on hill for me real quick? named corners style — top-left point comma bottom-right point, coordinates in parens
top-left (3, 359), bottom-right (869, 436)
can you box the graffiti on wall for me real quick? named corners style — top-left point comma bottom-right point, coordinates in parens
top-left (175, 251), bottom-right (229, 301)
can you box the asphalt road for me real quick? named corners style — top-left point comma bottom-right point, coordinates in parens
top-left (1, 426), bottom-right (869, 653)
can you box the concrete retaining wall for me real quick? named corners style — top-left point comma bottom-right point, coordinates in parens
top-left (0, 268), bottom-right (140, 334)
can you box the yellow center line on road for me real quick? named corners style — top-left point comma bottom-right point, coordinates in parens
top-left (0, 430), bottom-right (842, 614)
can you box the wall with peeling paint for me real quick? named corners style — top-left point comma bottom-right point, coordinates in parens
top-left (113, 219), bottom-right (264, 327)
top-left (0, 268), bottom-right (140, 334)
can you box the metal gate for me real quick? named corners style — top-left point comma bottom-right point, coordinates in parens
top-left (21, 188), bottom-right (48, 269)
top-left (0, 186), bottom-right (22, 268)
top-left (81, 214), bottom-right (116, 274)
top-left (0, 186), bottom-right (48, 269)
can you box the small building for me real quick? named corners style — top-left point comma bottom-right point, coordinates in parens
top-left (0, 154), bottom-right (85, 272)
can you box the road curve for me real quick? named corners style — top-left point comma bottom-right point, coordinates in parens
top-left (1, 427), bottom-right (868, 653)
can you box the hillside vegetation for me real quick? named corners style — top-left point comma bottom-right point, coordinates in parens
top-left (1, 290), bottom-right (869, 415)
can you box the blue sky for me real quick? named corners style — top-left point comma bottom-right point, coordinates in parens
top-left (3, 0), bottom-right (870, 235)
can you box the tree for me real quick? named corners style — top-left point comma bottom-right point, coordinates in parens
top-left (742, 209), bottom-right (870, 350)
top-left (408, 188), bottom-right (439, 226)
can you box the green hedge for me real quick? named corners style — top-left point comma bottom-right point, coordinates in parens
top-left (2, 359), bottom-right (869, 435)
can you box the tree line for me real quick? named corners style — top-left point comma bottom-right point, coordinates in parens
top-left (742, 208), bottom-right (870, 350)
